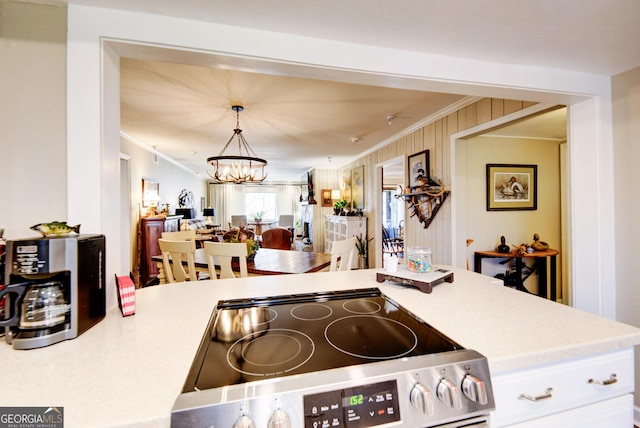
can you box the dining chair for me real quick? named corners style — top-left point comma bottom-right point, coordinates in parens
top-left (158, 238), bottom-right (197, 283)
top-left (230, 215), bottom-right (248, 228)
top-left (161, 230), bottom-right (196, 241)
top-left (261, 227), bottom-right (293, 250)
top-left (382, 226), bottom-right (403, 257)
top-left (277, 215), bottom-right (294, 229)
top-left (203, 241), bottom-right (249, 279)
top-left (329, 236), bottom-right (357, 271)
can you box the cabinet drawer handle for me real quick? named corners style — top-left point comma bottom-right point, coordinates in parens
top-left (588, 374), bottom-right (617, 386)
top-left (518, 388), bottom-right (553, 402)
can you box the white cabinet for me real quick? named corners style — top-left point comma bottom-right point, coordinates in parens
top-left (324, 215), bottom-right (367, 253)
top-left (490, 348), bottom-right (634, 427)
top-left (504, 394), bottom-right (632, 428)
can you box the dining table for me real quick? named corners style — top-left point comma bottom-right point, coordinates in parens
top-left (248, 220), bottom-right (278, 235)
top-left (153, 247), bottom-right (333, 279)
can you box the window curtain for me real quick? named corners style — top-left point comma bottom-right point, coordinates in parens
top-left (209, 183), bottom-right (302, 228)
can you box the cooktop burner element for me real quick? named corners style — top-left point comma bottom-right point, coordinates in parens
top-left (173, 288), bottom-right (495, 428)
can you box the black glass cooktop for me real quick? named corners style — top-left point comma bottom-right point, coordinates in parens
top-left (182, 288), bottom-right (461, 392)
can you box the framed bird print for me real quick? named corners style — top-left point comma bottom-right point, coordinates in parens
top-left (407, 150), bottom-right (430, 191)
top-left (486, 163), bottom-right (537, 211)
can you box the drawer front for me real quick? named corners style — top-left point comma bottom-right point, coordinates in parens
top-left (490, 348), bottom-right (634, 427)
top-left (503, 394), bottom-right (633, 428)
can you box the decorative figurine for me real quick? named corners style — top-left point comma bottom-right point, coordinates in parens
top-left (531, 233), bottom-right (549, 251)
top-left (30, 221), bottom-right (81, 237)
top-left (497, 236), bottom-right (510, 253)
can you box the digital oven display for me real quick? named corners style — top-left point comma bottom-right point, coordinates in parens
top-left (304, 380), bottom-right (400, 428)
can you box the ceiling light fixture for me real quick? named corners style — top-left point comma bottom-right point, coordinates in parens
top-left (387, 115), bottom-right (395, 125)
top-left (207, 105), bottom-right (267, 184)
top-left (351, 137), bottom-right (361, 143)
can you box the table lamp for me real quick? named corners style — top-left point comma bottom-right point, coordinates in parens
top-left (203, 208), bottom-right (216, 226)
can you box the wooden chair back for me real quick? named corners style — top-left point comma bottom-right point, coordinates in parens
top-left (158, 238), bottom-right (197, 283)
top-left (203, 241), bottom-right (248, 279)
top-left (261, 227), bottom-right (292, 250)
top-left (161, 230), bottom-right (196, 241)
top-left (329, 237), bottom-right (357, 272)
top-left (382, 226), bottom-right (403, 256)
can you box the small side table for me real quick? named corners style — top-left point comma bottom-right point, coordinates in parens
top-left (474, 249), bottom-right (559, 301)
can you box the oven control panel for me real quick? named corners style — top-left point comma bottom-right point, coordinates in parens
top-left (172, 349), bottom-right (495, 428)
top-left (303, 380), bottom-right (400, 428)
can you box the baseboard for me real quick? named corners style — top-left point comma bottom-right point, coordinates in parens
top-left (634, 403), bottom-right (640, 427)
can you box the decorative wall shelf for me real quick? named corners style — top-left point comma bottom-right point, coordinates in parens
top-left (396, 184), bottom-right (450, 229)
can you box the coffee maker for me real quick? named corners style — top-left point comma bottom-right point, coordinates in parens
top-left (0, 234), bottom-right (106, 350)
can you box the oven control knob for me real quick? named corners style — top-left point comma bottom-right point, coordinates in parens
top-left (462, 374), bottom-right (488, 405)
top-left (409, 383), bottom-right (434, 416)
top-left (436, 378), bottom-right (462, 409)
top-left (267, 409), bottom-right (291, 428)
top-left (233, 415), bottom-right (256, 428)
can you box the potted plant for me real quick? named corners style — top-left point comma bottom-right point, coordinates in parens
top-left (252, 210), bottom-right (265, 223)
top-left (222, 227), bottom-right (260, 259)
top-left (333, 199), bottom-right (348, 215)
top-left (354, 233), bottom-right (373, 269)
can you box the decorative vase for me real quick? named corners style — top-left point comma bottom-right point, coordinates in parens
top-left (358, 254), bottom-right (367, 269)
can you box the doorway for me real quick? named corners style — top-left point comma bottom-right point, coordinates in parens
top-left (452, 105), bottom-right (568, 303)
top-left (379, 157), bottom-right (405, 266)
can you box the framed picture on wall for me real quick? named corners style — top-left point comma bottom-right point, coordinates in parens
top-left (407, 150), bottom-right (430, 190)
top-left (142, 178), bottom-right (159, 207)
top-left (486, 164), bottom-right (537, 211)
top-left (341, 169), bottom-right (352, 207)
top-left (351, 165), bottom-right (364, 210)
top-left (321, 189), bottom-right (333, 207)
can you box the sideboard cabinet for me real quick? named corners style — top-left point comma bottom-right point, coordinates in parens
top-left (139, 215), bottom-right (181, 286)
top-left (324, 215), bottom-right (367, 253)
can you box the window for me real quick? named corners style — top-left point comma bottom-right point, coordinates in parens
top-left (245, 192), bottom-right (276, 220)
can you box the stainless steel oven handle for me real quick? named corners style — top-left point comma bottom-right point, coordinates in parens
top-left (517, 387), bottom-right (553, 402)
top-left (588, 373), bottom-right (617, 385)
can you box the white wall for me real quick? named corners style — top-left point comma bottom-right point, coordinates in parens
top-left (0, 2), bottom-right (67, 239)
top-left (612, 66), bottom-right (640, 412)
top-left (120, 138), bottom-right (206, 271)
top-left (121, 139), bottom-right (206, 216)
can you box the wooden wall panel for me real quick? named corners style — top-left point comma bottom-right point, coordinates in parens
top-left (491, 98), bottom-right (504, 120)
top-left (466, 102), bottom-right (477, 129)
top-left (332, 97), bottom-right (536, 267)
top-left (504, 100), bottom-right (523, 115)
top-left (476, 98), bottom-right (492, 125)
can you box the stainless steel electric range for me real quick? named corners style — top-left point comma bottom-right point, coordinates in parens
top-left (172, 288), bottom-right (495, 427)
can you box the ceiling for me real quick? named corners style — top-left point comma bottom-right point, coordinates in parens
top-left (120, 58), bottom-right (467, 182)
top-left (37, 0), bottom-right (640, 181)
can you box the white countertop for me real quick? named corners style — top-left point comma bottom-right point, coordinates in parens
top-left (1, 267), bottom-right (639, 427)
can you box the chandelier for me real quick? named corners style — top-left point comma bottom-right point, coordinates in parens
top-left (207, 105), bottom-right (268, 183)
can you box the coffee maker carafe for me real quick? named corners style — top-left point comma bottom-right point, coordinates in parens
top-left (0, 234), bottom-right (105, 350)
